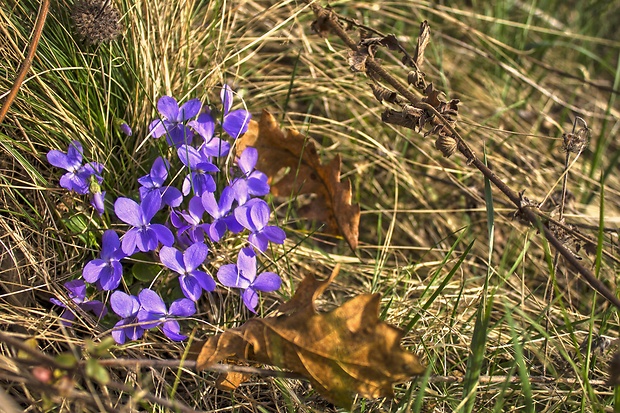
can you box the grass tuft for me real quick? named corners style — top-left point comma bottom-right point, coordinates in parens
top-left (1, 0), bottom-right (620, 411)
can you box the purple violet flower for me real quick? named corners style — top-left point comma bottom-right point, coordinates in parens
top-left (120, 122), bottom-right (132, 137)
top-left (169, 210), bottom-right (192, 248)
top-left (110, 291), bottom-right (143, 344)
top-left (201, 186), bottom-right (243, 242)
top-left (177, 144), bottom-right (219, 196)
top-left (230, 147), bottom-right (270, 205)
top-left (149, 96), bottom-right (201, 147)
top-left (50, 279), bottom-right (108, 326)
top-left (217, 247), bottom-right (281, 312)
top-left (46, 141), bottom-right (104, 195)
top-left (87, 172), bottom-right (106, 216)
top-left (90, 190), bottom-right (106, 216)
top-left (234, 199), bottom-right (286, 252)
top-left (82, 162), bottom-right (104, 186)
top-left (138, 157), bottom-right (183, 207)
top-left (159, 243), bottom-right (216, 301)
top-left (114, 192), bottom-right (175, 255)
top-left (82, 230), bottom-right (127, 290)
top-left (189, 113), bottom-right (231, 157)
top-left (137, 289), bottom-right (196, 341)
top-left (220, 85), bottom-right (251, 139)
top-left (173, 196), bottom-right (209, 244)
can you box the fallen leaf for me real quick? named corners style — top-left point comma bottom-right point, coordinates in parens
top-left (237, 111), bottom-right (360, 250)
top-left (194, 266), bottom-right (425, 408)
top-left (216, 370), bottom-right (250, 391)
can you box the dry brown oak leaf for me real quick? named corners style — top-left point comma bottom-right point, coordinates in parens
top-left (194, 267), bottom-right (425, 408)
top-left (237, 110), bottom-right (360, 250)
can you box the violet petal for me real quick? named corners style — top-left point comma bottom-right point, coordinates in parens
top-left (157, 96), bottom-right (179, 120)
top-left (114, 197), bottom-right (143, 227)
top-left (138, 289), bottom-right (167, 314)
top-left (162, 320), bottom-right (187, 341)
top-left (252, 272), bottom-right (282, 292)
top-left (169, 298), bottom-right (196, 317)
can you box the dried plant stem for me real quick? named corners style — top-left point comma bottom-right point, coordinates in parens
top-left (0, 376), bottom-right (118, 412)
top-left (306, 2), bottom-right (620, 310)
top-left (0, 386), bottom-right (21, 413)
top-left (0, 0), bottom-right (49, 124)
top-left (97, 358), bottom-right (307, 380)
top-left (103, 381), bottom-right (203, 413)
top-left (0, 331), bottom-right (65, 370)
top-left (427, 374), bottom-right (608, 386)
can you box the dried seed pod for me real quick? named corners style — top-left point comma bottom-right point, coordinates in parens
top-left (382, 109), bottom-right (419, 131)
top-left (72, 0), bottom-right (123, 45)
top-left (435, 134), bottom-right (457, 158)
top-left (348, 50), bottom-right (368, 72)
top-left (407, 70), bottom-right (426, 90)
top-left (425, 123), bottom-right (444, 138)
top-left (414, 21), bottom-right (431, 68)
top-left (311, 6), bottom-right (338, 37)
top-left (370, 84), bottom-right (398, 103)
top-left (562, 126), bottom-right (590, 153)
top-left (402, 104), bottom-right (424, 117)
top-left (438, 99), bottom-right (460, 124)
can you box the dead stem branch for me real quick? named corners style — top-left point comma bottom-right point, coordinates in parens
top-left (304, 1), bottom-right (620, 311)
top-left (97, 358), bottom-right (307, 380)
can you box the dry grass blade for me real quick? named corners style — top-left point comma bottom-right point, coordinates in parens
top-left (2, 0), bottom-right (620, 411)
top-left (303, 0), bottom-right (620, 311)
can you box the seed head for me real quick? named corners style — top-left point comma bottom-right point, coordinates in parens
top-left (435, 134), bottom-right (457, 158)
top-left (71, 0), bottom-right (123, 45)
top-left (562, 126), bottom-right (589, 153)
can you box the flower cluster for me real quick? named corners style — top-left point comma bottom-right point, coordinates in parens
top-left (46, 140), bottom-right (105, 215)
top-left (48, 85), bottom-right (285, 343)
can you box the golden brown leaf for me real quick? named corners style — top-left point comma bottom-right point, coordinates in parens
top-left (194, 267), bottom-right (425, 408)
top-left (216, 371), bottom-right (250, 391)
top-left (237, 110), bottom-right (360, 250)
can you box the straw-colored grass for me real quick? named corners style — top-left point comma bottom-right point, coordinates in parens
top-left (1, 0), bottom-right (620, 411)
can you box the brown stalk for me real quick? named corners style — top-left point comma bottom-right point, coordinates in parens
top-left (0, 0), bottom-right (50, 124)
top-left (428, 374), bottom-right (608, 386)
top-left (97, 358), bottom-right (307, 380)
top-left (305, 2), bottom-right (620, 310)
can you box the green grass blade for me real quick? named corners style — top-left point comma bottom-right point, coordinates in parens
top-left (505, 305), bottom-right (534, 413)
top-left (459, 149), bottom-right (494, 413)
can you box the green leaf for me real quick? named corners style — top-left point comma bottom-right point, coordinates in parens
top-left (460, 149), bottom-right (494, 413)
top-left (55, 353), bottom-right (78, 369)
top-left (132, 262), bottom-right (161, 282)
top-left (85, 337), bottom-right (116, 358)
top-left (63, 214), bottom-right (88, 233)
top-left (86, 358), bottom-right (109, 384)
